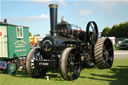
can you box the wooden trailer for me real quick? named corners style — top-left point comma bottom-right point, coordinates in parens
top-left (0, 20), bottom-right (30, 73)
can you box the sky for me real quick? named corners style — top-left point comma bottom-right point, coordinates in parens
top-left (0, 0), bottom-right (128, 37)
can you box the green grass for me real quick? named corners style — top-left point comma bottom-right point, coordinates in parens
top-left (0, 59), bottom-right (128, 85)
top-left (113, 45), bottom-right (120, 50)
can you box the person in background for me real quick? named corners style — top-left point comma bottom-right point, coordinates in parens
top-left (0, 61), bottom-right (7, 71)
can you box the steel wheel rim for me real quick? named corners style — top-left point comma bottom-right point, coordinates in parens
top-left (31, 49), bottom-right (42, 77)
top-left (86, 21), bottom-right (98, 45)
top-left (66, 50), bottom-right (81, 80)
top-left (26, 48), bottom-right (44, 78)
top-left (103, 39), bottom-right (114, 68)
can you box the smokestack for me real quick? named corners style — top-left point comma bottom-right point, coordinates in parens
top-left (49, 4), bottom-right (58, 36)
top-left (4, 19), bottom-right (7, 23)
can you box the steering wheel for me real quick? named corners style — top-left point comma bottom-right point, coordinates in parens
top-left (86, 21), bottom-right (98, 45)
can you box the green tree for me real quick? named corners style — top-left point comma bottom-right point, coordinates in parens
top-left (109, 22), bottom-right (128, 38)
top-left (118, 22), bottom-right (128, 37)
top-left (109, 24), bottom-right (119, 37)
top-left (101, 26), bottom-right (111, 37)
top-left (34, 34), bottom-right (40, 36)
top-left (45, 33), bottom-right (50, 36)
top-left (29, 32), bottom-right (32, 36)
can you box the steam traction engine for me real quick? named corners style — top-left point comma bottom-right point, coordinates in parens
top-left (26, 4), bottom-right (114, 80)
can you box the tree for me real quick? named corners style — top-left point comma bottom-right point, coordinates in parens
top-left (102, 21), bottom-right (128, 38)
top-left (109, 24), bottom-right (119, 37)
top-left (118, 22), bottom-right (128, 37)
top-left (45, 33), bottom-right (50, 36)
top-left (101, 26), bottom-right (111, 37)
top-left (34, 34), bottom-right (40, 36)
top-left (29, 32), bottom-right (32, 36)
top-left (109, 22), bottom-right (128, 38)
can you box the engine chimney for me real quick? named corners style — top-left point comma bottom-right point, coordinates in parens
top-left (49, 4), bottom-right (58, 36)
top-left (4, 19), bottom-right (7, 23)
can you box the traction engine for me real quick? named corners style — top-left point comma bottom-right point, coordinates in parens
top-left (26, 4), bottom-right (114, 80)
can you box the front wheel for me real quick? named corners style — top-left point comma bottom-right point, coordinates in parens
top-left (26, 48), bottom-right (46, 78)
top-left (60, 47), bottom-right (81, 80)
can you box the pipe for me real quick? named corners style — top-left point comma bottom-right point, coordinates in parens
top-left (49, 4), bottom-right (58, 36)
top-left (4, 19), bottom-right (7, 23)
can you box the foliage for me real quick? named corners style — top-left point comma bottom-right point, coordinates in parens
top-left (29, 32), bottom-right (32, 36)
top-left (45, 33), bottom-right (50, 36)
top-left (34, 34), bottom-right (40, 36)
top-left (113, 45), bottom-right (120, 50)
top-left (101, 26), bottom-right (111, 37)
top-left (0, 59), bottom-right (128, 85)
top-left (101, 21), bottom-right (128, 38)
top-left (109, 24), bottom-right (119, 37)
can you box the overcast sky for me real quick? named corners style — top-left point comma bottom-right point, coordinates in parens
top-left (0, 0), bottom-right (128, 37)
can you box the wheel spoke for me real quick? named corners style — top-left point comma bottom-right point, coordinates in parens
top-left (74, 62), bottom-right (79, 65)
top-left (90, 34), bottom-right (94, 40)
top-left (105, 61), bottom-right (110, 67)
top-left (60, 48), bottom-right (81, 80)
top-left (67, 66), bottom-right (73, 79)
top-left (108, 56), bottom-right (113, 62)
top-left (68, 52), bottom-right (80, 80)
top-left (73, 51), bottom-right (78, 58)
top-left (90, 34), bottom-right (96, 44)
top-left (67, 59), bottom-right (71, 66)
top-left (73, 66), bottom-right (78, 75)
top-left (33, 50), bottom-right (41, 60)
top-left (108, 57), bottom-right (112, 61)
top-left (90, 23), bottom-right (95, 32)
top-left (70, 54), bottom-right (73, 61)
top-left (107, 48), bottom-right (113, 52)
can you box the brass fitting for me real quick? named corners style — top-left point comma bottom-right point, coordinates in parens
top-left (49, 4), bottom-right (58, 8)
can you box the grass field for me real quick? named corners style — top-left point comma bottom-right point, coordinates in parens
top-left (0, 59), bottom-right (128, 85)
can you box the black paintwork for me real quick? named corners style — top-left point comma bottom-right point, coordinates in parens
top-left (35, 4), bottom-right (93, 73)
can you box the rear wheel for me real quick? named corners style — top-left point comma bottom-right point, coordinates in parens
top-left (26, 48), bottom-right (46, 78)
top-left (60, 47), bottom-right (81, 80)
top-left (94, 38), bottom-right (114, 69)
